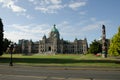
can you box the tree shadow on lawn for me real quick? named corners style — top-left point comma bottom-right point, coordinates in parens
top-left (0, 57), bottom-right (120, 64)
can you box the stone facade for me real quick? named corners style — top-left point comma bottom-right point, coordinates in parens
top-left (18, 25), bottom-right (88, 54)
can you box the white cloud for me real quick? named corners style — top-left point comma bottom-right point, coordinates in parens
top-left (29, 0), bottom-right (87, 14)
top-left (0, 0), bottom-right (34, 19)
top-left (10, 4), bottom-right (26, 12)
top-left (56, 20), bottom-right (107, 41)
top-left (48, 4), bottom-right (63, 10)
top-left (17, 13), bottom-right (33, 19)
top-left (50, 0), bottom-right (62, 4)
top-left (28, 0), bottom-right (38, 5)
top-left (81, 21), bottom-right (106, 32)
top-left (29, 0), bottom-right (61, 5)
top-left (29, 0), bottom-right (34, 2)
top-left (35, 4), bottom-right (64, 13)
top-left (69, 1), bottom-right (86, 10)
top-left (4, 19), bottom-right (107, 43)
top-left (11, 24), bottom-right (50, 34)
top-left (4, 31), bottom-right (32, 43)
top-left (90, 17), bottom-right (96, 22)
top-left (0, 0), bottom-right (26, 12)
top-left (79, 11), bottom-right (87, 15)
top-left (35, 7), bottom-right (48, 13)
top-left (4, 24), bottom-right (51, 42)
top-left (57, 21), bottom-right (81, 40)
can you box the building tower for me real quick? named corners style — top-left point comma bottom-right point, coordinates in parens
top-left (102, 25), bottom-right (107, 58)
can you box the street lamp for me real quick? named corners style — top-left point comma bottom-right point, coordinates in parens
top-left (9, 42), bottom-right (16, 66)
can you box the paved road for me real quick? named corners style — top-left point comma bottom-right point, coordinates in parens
top-left (0, 64), bottom-right (120, 80)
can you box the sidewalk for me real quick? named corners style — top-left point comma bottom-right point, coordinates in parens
top-left (0, 63), bottom-right (120, 80)
top-left (0, 63), bottom-right (120, 71)
top-left (0, 74), bottom-right (99, 80)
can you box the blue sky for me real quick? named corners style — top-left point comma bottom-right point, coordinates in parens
top-left (0, 0), bottom-right (120, 44)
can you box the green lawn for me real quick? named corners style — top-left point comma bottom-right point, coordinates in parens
top-left (0, 54), bottom-right (120, 67)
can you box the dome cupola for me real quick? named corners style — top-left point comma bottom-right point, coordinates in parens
top-left (51, 24), bottom-right (59, 33)
top-left (49, 24), bottom-right (60, 39)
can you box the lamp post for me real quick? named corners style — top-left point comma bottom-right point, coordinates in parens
top-left (9, 43), bottom-right (16, 66)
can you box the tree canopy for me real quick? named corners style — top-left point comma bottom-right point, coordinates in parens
top-left (3, 38), bottom-right (11, 52)
top-left (0, 18), bottom-right (4, 56)
top-left (108, 26), bottom-right (120, 56)
top-left (88, 40), bottom-right (102, 54)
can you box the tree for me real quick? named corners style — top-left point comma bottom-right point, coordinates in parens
top-left (0, 18), bottom-right (4, 56)
top-left (88, 40), bottom-right (102, 54)
top-left (3, 38), bottom-right (11, 52)
top-left (108, 26), bottom-right (120, 56)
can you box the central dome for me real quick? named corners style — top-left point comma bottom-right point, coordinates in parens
top-left (51, 24), bottom-right (59, 33)
top-left (49, 24), bottom-right (60, 39)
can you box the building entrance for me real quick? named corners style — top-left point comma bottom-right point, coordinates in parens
top-left (48, 46), bottom-right (51, 51)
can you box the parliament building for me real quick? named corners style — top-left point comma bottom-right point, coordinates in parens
top-left (18, 25), bottom-right (88, 54)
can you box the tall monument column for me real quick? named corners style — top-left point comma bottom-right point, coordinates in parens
top-left (102, 25), bottom-right (107, 58)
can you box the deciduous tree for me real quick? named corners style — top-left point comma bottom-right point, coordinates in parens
top-left (108, 26), bottom-right (120, 56)
top-left (89, 40), bottom-right (102, 54)
top-left (3, 38), bottom-right (11, 52)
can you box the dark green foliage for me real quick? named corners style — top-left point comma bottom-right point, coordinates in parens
top-left (3, 38), bottom-right (11, 52)
top-left (88, 40), bottom-right (102, 54)
top-left (108, 26), bottom-right (120, 56)
top-left (0, 18), bottom-right (4, 56)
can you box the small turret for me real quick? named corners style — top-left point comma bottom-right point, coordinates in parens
top-left (43, 34), bottom-right (46, 39)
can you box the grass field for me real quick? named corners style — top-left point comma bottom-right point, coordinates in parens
top-left (0, 54), bottom-right (120, 67)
